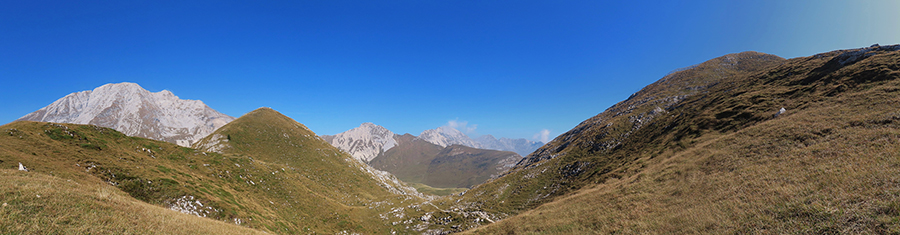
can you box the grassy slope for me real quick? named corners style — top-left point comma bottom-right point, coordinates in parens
top-left (0, 121), bottom-right (277, 233)
top-left (464, 46), bottom-right (900, 233)
top-left (0, 108), bottom-right (426, 234)
top-left (446, 52), bottom-right (786, 221)
top-left (191, 107), bottom-right (425, 233)
top-left (0, 169), bottom-right (265, 235)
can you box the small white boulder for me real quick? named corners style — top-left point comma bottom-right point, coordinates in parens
top-left (774, 107), bottom-right (786, 118)
top-left (18, 162), bottom-right (28, 172)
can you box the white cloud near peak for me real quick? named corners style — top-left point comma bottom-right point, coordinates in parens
top-left (447, 119), bottom-right (478, 134)
top-left (533, 129), bottom-right (551, 143)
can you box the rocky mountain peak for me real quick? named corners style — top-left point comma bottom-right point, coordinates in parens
top-left (322, 122), bottom-right (398, 163)
top-left (419, 126), bottom-right (481, 148)
top-left (17, 82), bottom-right (235, 147)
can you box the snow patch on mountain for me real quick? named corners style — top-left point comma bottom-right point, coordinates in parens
top-left (17, 82), bottom-right (235, 147)
top-left (323, 123), bottom-right (399, 163)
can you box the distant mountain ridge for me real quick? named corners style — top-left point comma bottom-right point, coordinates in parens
top-left (474, 134), bottom-right (544, 157)
top-left (418, 126), bottom-right (483, 148)
top-left (16, 82), bottom-right (234, 147)
top-left (324, 123), bottom-right (543, 162)
top-left (323, 123), bottom-right (533, 190)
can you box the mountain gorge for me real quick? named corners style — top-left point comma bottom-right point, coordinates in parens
top-left (16, 82), bottom-right (235, 147)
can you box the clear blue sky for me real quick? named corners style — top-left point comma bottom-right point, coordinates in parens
top-left (2, 1), bottom-right (899, 142)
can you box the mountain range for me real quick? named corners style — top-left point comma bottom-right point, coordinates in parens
top-left (15, 82), bottom-right (234, 147)
top-left (322, 122), bottom-right (542, 162)
top-left (3, 44), bottom-right (900, 234)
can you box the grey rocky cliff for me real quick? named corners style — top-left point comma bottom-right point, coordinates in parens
top-left (17, 82), bottom-right (235, 147)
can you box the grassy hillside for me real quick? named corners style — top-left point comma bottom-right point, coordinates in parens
top-left (0, 169), bottom-right (265, 235)
top-left (0, 108), bottom-right (429, 234)
top-left (191, 107), bottom-right (427, 233)
top-left (0, 121), bottom-right (279, 233)
top-left (456, 45), bottom-right (900, 233)
top-left (468, 89), bottom-right (900, 234)
top-left (447, 51), bottom-right (785, 219)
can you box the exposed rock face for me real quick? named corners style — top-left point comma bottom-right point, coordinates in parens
top-left (321, 122), bottom-right (398, 163)
top-left (17, 82), bottom-right (235, 147)
top-left (418, 126), bottom-right (482, 148)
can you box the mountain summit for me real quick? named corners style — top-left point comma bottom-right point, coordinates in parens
top-left (320, 122), bottom-right (398, 162)
top-left (16, 82), bottom-right (235, 147)
top-left (418, 126), bottom-right (482, 148)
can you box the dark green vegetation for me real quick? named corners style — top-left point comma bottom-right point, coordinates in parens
top-left (369, 134), bottom-right (520, 189)
top-left (449, 45), bottom-right (900, 233)
top-left (0, 108), bottom-right (427, 234)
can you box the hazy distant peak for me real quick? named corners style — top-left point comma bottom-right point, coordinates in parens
top-left (419, 126), bottom-right (481, 148)
top-left (474, 134), bottom-right (543, 157)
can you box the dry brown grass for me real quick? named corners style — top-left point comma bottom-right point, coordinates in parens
top-left (469, 99), bottom-right (900, 234)
top-left (465, 47), bottom-right (900, 234)
top-left (0, 169), bottom-right (266, 235)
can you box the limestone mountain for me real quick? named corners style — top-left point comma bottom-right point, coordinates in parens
top-left (418, 126), bottom-right (482, 148)
top-left (320, 122), bottom-right (398, 163)
top-left (16, 82), bottom-right (235, 147)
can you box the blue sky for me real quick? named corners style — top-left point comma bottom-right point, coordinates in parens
top-left (2, 1), bottom-right (899, 142)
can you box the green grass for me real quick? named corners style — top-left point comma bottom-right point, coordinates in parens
top-left (0, 169), bottom-right (266, 235)
top-left (408, 182), bottom-right (468, 196)
top-left (1, 109), bottom-right (427, 234)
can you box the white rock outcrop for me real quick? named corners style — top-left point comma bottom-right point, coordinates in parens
top-left (323, 123), bottom-right (398, 163)
top-left (17, 82), bottom-right (235, 147)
